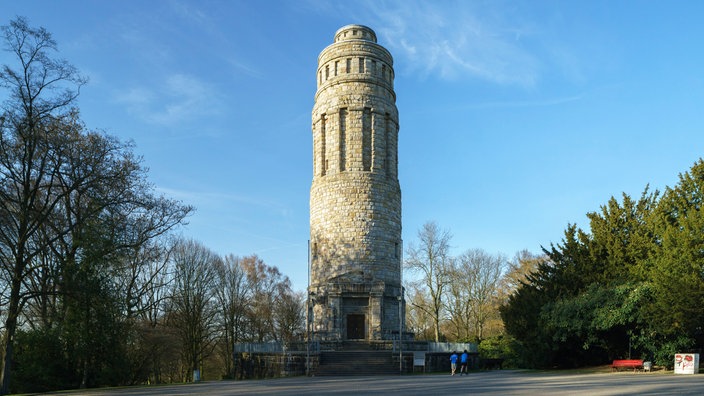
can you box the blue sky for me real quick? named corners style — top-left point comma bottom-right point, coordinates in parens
top-left (3, 1), bottom-right (704, 292)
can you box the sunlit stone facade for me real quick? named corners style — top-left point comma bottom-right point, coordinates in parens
top-left (309, 25), bottom-right (404, 341)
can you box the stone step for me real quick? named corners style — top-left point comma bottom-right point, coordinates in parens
top-left (315, 351), bottom-right (398, 376)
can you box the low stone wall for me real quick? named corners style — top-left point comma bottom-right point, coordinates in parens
top-left (233, 348), bottom-right (484, 378)
top-left (423, 352), bottom-right (480, 373)
top-left (234, 353), bottom-right (311, 380)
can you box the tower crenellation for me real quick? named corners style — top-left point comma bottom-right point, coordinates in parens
top-left (310, 25), bottom-right (404, 342)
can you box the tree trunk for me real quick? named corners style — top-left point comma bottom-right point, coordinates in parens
top-left (434, 307), bottom-right (441, 342)
top-left (0, 273), bottom-right (23, 395)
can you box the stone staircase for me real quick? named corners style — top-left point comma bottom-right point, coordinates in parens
top-left (314, 350), bottom-right (400, 376)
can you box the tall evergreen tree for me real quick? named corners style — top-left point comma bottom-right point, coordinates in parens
top-left (647, 160), bottom-right (704, 352)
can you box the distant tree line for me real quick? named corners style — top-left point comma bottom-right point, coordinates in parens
top-left (0, 17), bottom-right (303, 394)
top-left (402, 221), bottom-right (540, 362)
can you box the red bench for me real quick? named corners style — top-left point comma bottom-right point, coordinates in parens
top-left (612, 359), bottom-right (644, 372)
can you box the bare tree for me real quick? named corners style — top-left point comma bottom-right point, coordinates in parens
top-left (119, 238), bottom-right (177, 385)
top-left (0, 18), bottom-right (193, 390)
top-left (500, 250), bottom-right (545, 297)
top-left (445, 271), bottom-right (469, 341)
top-left (240, 255), bottom-right (296, 343)
top-left (404, 283), bottom-right (436, 340)
top-left (451, 249), bottom-right (506, 342)
top-left (0, 17), bottom-right (87, 393)
top-left (214, 254), bottom-right (250, 378)
top-left (274, 289), bottom-right (304, 345)
top-left (404, 221), bottom-right (452, 342)
top-left (165, 239), bottom-right (220, 382)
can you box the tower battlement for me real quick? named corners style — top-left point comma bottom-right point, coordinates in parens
top-left (316, 25), bottom-right (395, 98)
top-left (334, 24), bottom-right (377, 43)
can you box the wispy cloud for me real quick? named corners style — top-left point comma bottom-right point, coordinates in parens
top-left (114, 87), bottom-right (154, 106)
top-left (458, 94), bottom-right (584, 111)
top-left (167, 1), bottom-right (264, 80)
top-left (226, 58), bottom-right (265, 79)
top-left (114, 73), bottom-right (223, 126)
top-left (156, 186), bottom-right (289, 214)
top-left (169, 0), bottom-right (210, 27)
top-left (338, 0), bottom-right (544, 87)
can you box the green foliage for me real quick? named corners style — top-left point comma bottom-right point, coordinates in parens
top-left (649, 335), bottom-right (694, 369)
top-left (646, 160), bottom-right (704, 342)
top-left (538, 282), bottom-right (653, 366)
top-left (500, 277), bottom-right (554, 368)
top-left (11, 329), bottom-right (70, 393)
top-left (478, 334), bottom-right (519, 368)
top-left (543, 282), bottom-right (649, 344)
top-left (586, 190), bottom-right (659, 283)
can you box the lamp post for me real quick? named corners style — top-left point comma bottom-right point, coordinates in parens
top-left (306, 240), bottom-right (311, 376)
top-left (306, 293), bottom-right (310, 376)
top-left (399, 241), bottom-right (404, 375)
top-left (398, 293), bottom-right (403, 374)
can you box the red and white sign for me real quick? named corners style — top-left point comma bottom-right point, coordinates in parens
top-left (674, 353), bottom-right (699, 374)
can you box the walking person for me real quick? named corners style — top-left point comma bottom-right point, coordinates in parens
top-left (450, 351), bottom-right (458, 376)
top-left (460, 350), bottom-right (469, 375)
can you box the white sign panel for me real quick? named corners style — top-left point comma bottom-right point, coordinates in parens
top-left (674, 353), bottom-right (699, 374)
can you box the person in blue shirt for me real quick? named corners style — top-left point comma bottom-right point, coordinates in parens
top-left (450, 351), bottom-right (458, 376)
top-left (460, 350), bottom-right (469, 375)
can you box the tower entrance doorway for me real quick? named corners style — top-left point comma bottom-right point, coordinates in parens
top-left (347, 314), bottom-right (365, 340)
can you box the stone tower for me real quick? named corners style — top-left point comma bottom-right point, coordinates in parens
top-left (309, 25), bottom-right (404, 342)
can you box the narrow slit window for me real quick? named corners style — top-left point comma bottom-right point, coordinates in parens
top-left (320, 115), bottom-right (327, 176)
top-left (362, 108), bottom-right (371, 171)
top-left (385, 113), bottom-right (392, 176)
top-left (339, 108), bottom-right (347, 171)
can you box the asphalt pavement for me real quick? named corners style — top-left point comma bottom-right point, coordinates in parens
top-left (44, 370), bottom-right (704, 395)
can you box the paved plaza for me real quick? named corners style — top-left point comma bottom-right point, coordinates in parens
top-left (48, 370), bottom-right (704, 395)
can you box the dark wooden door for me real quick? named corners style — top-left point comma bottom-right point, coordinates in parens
top-left (347, 314), bottom-right (365, 340)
